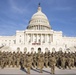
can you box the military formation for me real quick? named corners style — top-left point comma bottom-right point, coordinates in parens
top-left (0, 49), bottom-right (76, 74)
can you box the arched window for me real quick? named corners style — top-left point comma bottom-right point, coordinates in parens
top-left (31, 47), bottom-right (34, 52)
top-left (19, 39), bottom-right (21, 43)
top-left (24, 47), bottom-right (27, 52)
top-left (52, 48), bottom-right (55, 53)
top-left (38, 47), bottom-right (41, 53)
top-left (17, 47), bottom-right (20, 52)
top-left (59, 48), bottom-right (62, 51)
top-left (13, 40), bottom-right (16, 44)
top-left (45, 48), bottom-right (48, 53)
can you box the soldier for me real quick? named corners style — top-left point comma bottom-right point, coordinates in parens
top-left (5, 52), bottom-right (9, 67)
top-left (49, 54), bottom-right (56, 74)
top-left (20, 54), bottom-right (24, 69)
top-left (71, 56), bottom-right (74, 68)
top-left (67, 56), bottom-right (72, 69)
top-left (0, 52), bottom-right (3, 66)
top-left (64, 55), bottom-right (68, 69)
top-left (44, 52), bottom-right (48, 68)
top-left (30, 51), bottom-right (34, 68)
top-left (26, 52), bottom-right (32, 74)
top-left (23, 53), bottom-right (26, 68)
top-left (56, 54), bottom-right (61, 69)
top-left (0, 53), bottom-right (1, 67)
top-left (38, 52), bottom-right (44, 73)
top-left (16, 56), bottom-right (20, 67)
top-left (15, 51), bottom-right (20, 67)
top-left (74, 55), bottom-right (76, 67)
top-left (36, 48), bottom-right (41, 68)
top-left (4, 52), bottom-right (7, 67)
top-left (12, 52), bottom-right (16, 67)
top-left (8, 53), bottom-right (13, 67)
top-left (33, 51), bottom-right (37, 68)
top-left (1, 55), bottom-right (6, 69)
top-left (61, 55), bottom-right (66, 69)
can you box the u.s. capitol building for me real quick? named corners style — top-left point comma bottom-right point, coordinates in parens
top-left (0, 5), bottom-right (76, 53)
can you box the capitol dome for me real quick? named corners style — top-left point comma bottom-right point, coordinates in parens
top-left (27, 4), bottom-right (51, 30)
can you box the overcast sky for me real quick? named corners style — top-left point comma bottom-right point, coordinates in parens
top-left (0, 0), bottom-right (76, 37)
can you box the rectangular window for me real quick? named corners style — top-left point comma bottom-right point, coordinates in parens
top-left (13, 40), bottom-right (16, 44)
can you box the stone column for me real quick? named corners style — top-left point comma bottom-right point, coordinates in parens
top-left (40, 34), bottom-right (41, 43)
top-left (27, 34), bottom-right (28, 42)
top-left (30, 34), bottom-right (32, 42)
top-left (36, 34), bottom-right (38, 42)
top-left (49, 34), bottom-right (51, 43)
top-left (38, 34), bottom-right (41, 43)
top-left (44, 34), bottom-right (45, 43)
top-left (36, 34), bottom-right (37, 43)
top-left (45, 34), bottom-right (47, 43)
top-left (41, 34), bottom-right (42, 44)
top-left (32, 34), bottom-right (33, 42)
top-left (26, 34), bottom-right (27, 42)
top-left (47, 34), bottom-right (49, 43)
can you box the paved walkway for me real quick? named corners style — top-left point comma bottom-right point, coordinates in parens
top-left (0, 67), bottom-right (76, 75)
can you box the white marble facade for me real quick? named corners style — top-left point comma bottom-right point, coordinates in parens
top-left (0, 5), bottom-right (76, 53)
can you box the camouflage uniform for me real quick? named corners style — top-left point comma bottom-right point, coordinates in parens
top-left (1, 55), bottom-right (6, 69)
top-left (61, 55), bottom-right (66, 69)
top-left (44, 52), bottom-right (48, 68)
top-left (33, 52), bottom-right (37, 68)
top-left (67, 56), bottom-right (72, 69)
top-left (23, 53), bottom-right (27, 68)
top-left (12, 54), bottom-right (16, 67)
top-left (26, 52), bottom-right (32, 74)
top-left (8, 54), bottom-right (13, 67)
top-left (15, 52), bottom-right (20, 67)
top-left (16, 56), bottom-right (20, 67)
top-left (56, 55), bottom-right (61, 69)
top-left (0, 55), bottom-right (1, 67)
top-left (71, 56), bottom-right (74, 68)
top-left (38, 52), bottom-right (44, 73)
top-left (37, 51), bottom-right (41, 68)
top-left (74, 56), bottom-right (76, 67)
top-left (20, 54), bottom-right (24, 69)
top-left (49, 54), bottom-right (56, 74)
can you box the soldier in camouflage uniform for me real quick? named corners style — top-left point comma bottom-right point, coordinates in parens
top-left (74, 54), bottom-right (76, 67)
top-left (0, 53), bottom-right (1, 67)
top-left (61, 55), bottom-right (66, 69)
top-left (44, 52), bottom-right (48, 68)
top-left (0, 51), bottom-right (2, 66)
top-left (20, 54), bottom-right (24, 69)
top-left (38, 52), bottom-right (44, 73)
top-left (5, 52), bottom-right (9, 67)
top-left (71, 56), bottom-right (74, 68)
top-left (49, 54), bottom-right (56, 74)
top-left (33, 51), bottom-right (37, 68)
top-left (15, 51), bottom-right (20, 67)
top-left (30, 51), bottom-right (34, 68)
top-left (8, 53), bottom-right (13, 67)
top-left (36, 48), bottom-right (41, 68)
top-left (16, 56), bottom-right (20, 67)
top-left (23, 53), bottom-right (27, 68)
top-left (56, 52), bottom-right (61, 69)
top-left (12, 52), bottom-right (16, 67)
top-left (1, 54), bottom-right (6, 69)
top-left (26, 52), bottom-right (32, 74)
top-left (67, 56), bottom-right (72, 69)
